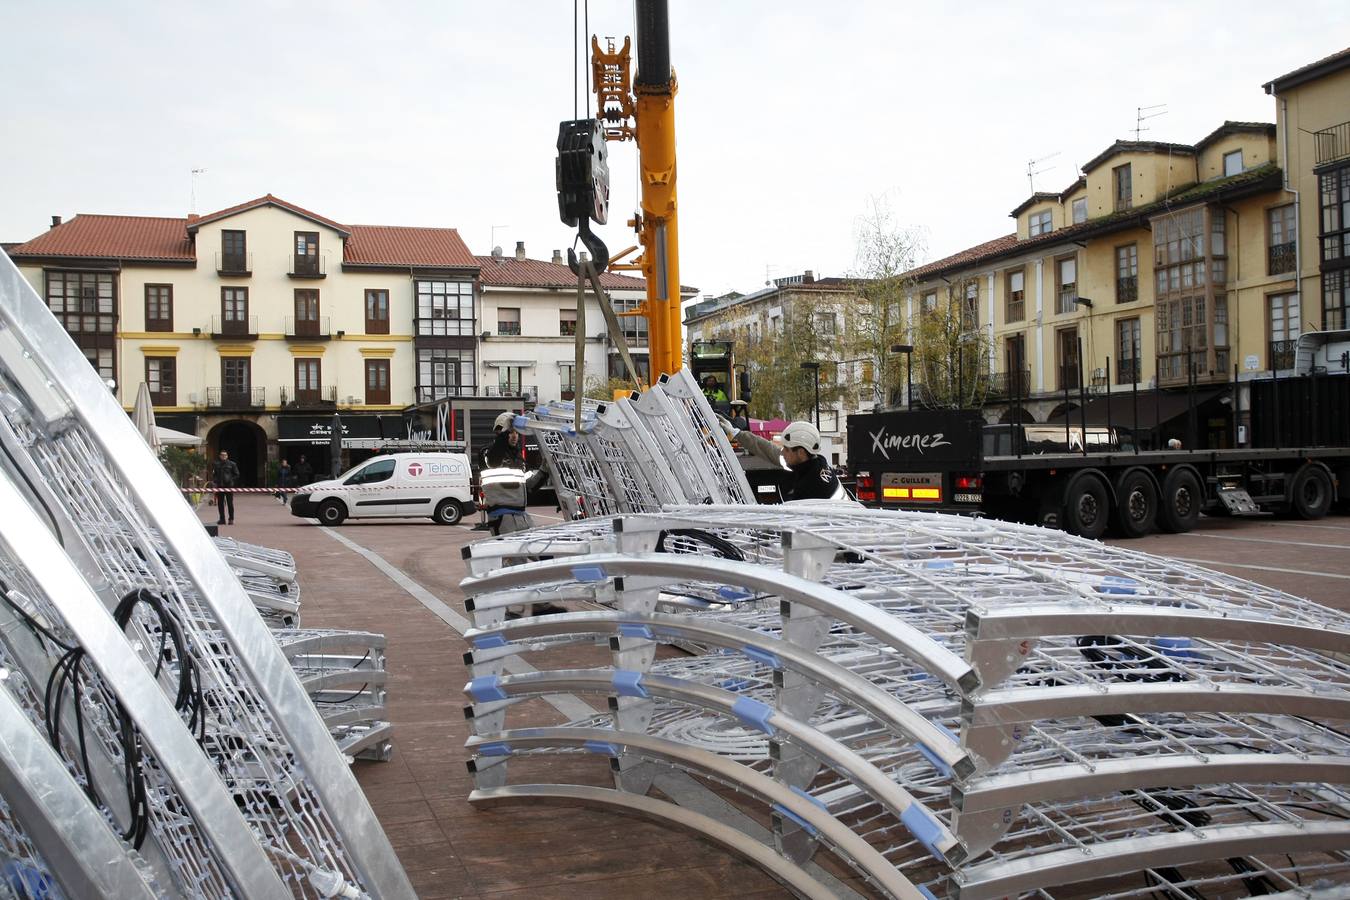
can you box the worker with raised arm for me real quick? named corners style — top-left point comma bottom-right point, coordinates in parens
top-left (719, 418), bottom-right (845, 502)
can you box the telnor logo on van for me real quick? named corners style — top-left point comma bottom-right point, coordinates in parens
top-left (868, 427), bottom-right (952, 460)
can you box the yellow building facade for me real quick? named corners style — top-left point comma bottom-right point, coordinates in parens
top-left (906, 48), bottom-right (1350, 441)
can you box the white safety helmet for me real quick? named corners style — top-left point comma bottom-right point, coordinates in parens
top-left (780, 421), bottom-right (821, 454)
top-left (494, 412), bottom-right (515, 432)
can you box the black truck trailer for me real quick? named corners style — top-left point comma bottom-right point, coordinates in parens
top-left (846, 377), bottom-right (1350, 538)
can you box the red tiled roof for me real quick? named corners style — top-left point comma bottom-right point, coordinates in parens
top-left (189, 194), bottom-right (350, 236)
top-left (346, 225), bottom-right (476, 268)
top-left (6, 215), bottom-right (193, 262)
top-left (475, 255), bottom-right (647, 290)
top-left (907, 234), bottom-right (1019, 281)
top-left (1264, 46), bottom-right (1350, 94)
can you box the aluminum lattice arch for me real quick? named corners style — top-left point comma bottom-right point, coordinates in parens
top-left (0, 253), bottom-right (413, 897)
top-left (462, 499), bottom-right (1350, 897)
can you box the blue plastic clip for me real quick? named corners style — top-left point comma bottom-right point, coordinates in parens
top-left (478, 741), bottom-right (512, 757)
top-left (583, 740), bottom-right (619, 757)
top-left (901, 803), bottom-right (945, 861)
top-left (612, 670), bottom-right (649, 698)
top-left (741, 645), bottom-right (783, 670)
top-left (1154, 636), bottom-right (1196, 659)
top-left (771, 803), bottom-right (819, 837)
top-left (731, 697), bottom-right (775, 735)
top-left (472, 633), bottom-right (508, 650)
top-left (716, 586), bottom-right (752, 602)
top-left (512, 415), bottom-right (529, 430)
top-left (917, 885), bottom-right (939, 900)
top-left (572, 565), bottom-right (607, 583)
top-left (718, 677), bottom-right (753, 693)
top-left (914, 742), bottom-right (954, 778)
top-left (925, 560), bottom-right (954, 570)
top-left (468, 675), bottom-right (509, 703)
top-left (535, 406), bottom-right (551, 416)
top-left (789, 785), bottom-right (828, 812)
top-left (1097, 575), bottom-right (1139, 595)
top-left (618, 623), bottom-right (654, 640)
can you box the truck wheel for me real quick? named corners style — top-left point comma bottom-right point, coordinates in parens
top-left (1159, 469), bottom-right (1201, 533)
top-left (1113, 471), bottom-right (1158, 538)
top-left (433, 499), bottom-right (463, 526)
top-left (318, 500), bottom-right (347, 526)
top-left (1290, 465), bottom-right (1333, 520)
top-left (1064, 477), bottom-right (1110, 540)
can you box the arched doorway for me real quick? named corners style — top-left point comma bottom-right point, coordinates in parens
top-left (208, 420), bottom-right (266, 487)
top-left (1046, 402), bottom-right (1079, 422)
top-left (999, 406), bottom-right (1036, 425)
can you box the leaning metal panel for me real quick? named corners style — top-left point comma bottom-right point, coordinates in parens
top-left (0, 254), bottom-right (414, 898)
top-left (656, 369), bottom-right (755, 505)
top-left (460, 504), bottom-right (1350, 898)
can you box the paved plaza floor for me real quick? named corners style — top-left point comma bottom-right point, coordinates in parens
top-left (203, 495), bottom-right (1350, 897)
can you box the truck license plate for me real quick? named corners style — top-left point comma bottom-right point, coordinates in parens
top-left (954, 492), bottom-right (982, 504)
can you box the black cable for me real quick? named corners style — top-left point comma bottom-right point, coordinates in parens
top-left (654, 528), bottom-right (745, 561)
top-left (316, 684), bottom-right (372, 705)
top-left (42, 588), bottom-right (206, 848)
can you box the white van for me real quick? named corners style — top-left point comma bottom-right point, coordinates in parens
top-left (289, 452), bottom-right (475, 526)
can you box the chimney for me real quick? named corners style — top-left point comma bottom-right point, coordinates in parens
top-left (187, 213), bottom-right (200, 222)
top-left (50, 215), bottom-right (61, 229)
top-left (552, 249), bottom-right (563, 265)
top-left (491, 245), bottom-right (503, 260)
top-left (514, 241), bottom-right (526, 262)
top-left (804, 270), bottom-right (815, 283)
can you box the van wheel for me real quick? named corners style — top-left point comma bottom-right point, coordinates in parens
top-left (1064, 476), bottom-right (1109, 540)
top-left (1113, 471), bottom-right (1158, 538)
top-left (433, 499), bottom-right (463, 526)
top-left (1290, 465), bottom-right (1333, 520)
top-left (318, 500), bottom-right (347, 526)
top-left (1159, 469), bottom-right (1201, 533)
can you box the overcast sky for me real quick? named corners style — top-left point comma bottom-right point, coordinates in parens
top-left (2, 1), bottom-right (1346, 302)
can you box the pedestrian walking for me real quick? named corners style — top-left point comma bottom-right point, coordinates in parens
top-left (294, 454), bottom-right (314, 486)
top-left (211, 450), bottom-right (241, 525)
top-left (275, 458), bottom-right (294, 504)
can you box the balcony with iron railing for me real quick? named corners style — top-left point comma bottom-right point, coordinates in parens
top-left (989, 369), bottom-right (1031, 399)
top-left (210, 315), bottom-right (258, 339)
top-left (284, 316), bottom-right (331, 340)
top-left (1314, 121), bottom-right (1350, 167)
top-left (1270, 339), bottom-right (1298, 371)
top-left (1268, 241), bottom-right (1297, 276)
top-left (1005, 299), bottom-right (1025, 323)
top-left (288, 255), bottom-right (326, 279)
top-left (205, 386), bottom-right (265, 409)
top-left (1057, 289), bottom-right (1078, 315)
top-left (280, 385), bottom-right (337, 408)
top-left (215, 251), bottom-right (252, 276)
top-left (495, 321), bottom-right (522, 336)
top-left (481, 384), bottom-right (539, 401)
top-left (1116, 275), bottom-right (1138, 303)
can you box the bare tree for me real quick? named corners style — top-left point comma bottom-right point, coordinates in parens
top-left (910, 275), bottom-right (994, 409)
top-left (843, 197), bottom-right (925, 407)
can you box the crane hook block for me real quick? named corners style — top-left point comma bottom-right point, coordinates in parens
top-left (555, 118), bottom-right (610, 228)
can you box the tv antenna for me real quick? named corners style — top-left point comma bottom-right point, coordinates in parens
top-left (1134, 104), bottom-right (1167, 141)
top-left (1026, 152), bottom-right (1059, 192)
top-left (490, 224), bottom-right (511, 255)
top-left (190, 168), bottom-right (207, 214)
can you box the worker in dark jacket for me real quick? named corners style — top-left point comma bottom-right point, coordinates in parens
top-left (211, 450), bottom-right (241, 525)
top-left (719, 418), bottom-right (845, 502)
top-left (483, 412), bottom-right (524, 468)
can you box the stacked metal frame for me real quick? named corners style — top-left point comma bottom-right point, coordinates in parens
top-left (0, 254), bottom-right (414, 897)
top-left (462, 505), bottom-right (1350, 899)
top-left (523, 369), bottom-right (755, 519)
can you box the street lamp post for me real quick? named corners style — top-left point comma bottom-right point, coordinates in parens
top-left (800, 361), bottom-right (821, 429)
top-left (890, 344), bottom-right (913, 409)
